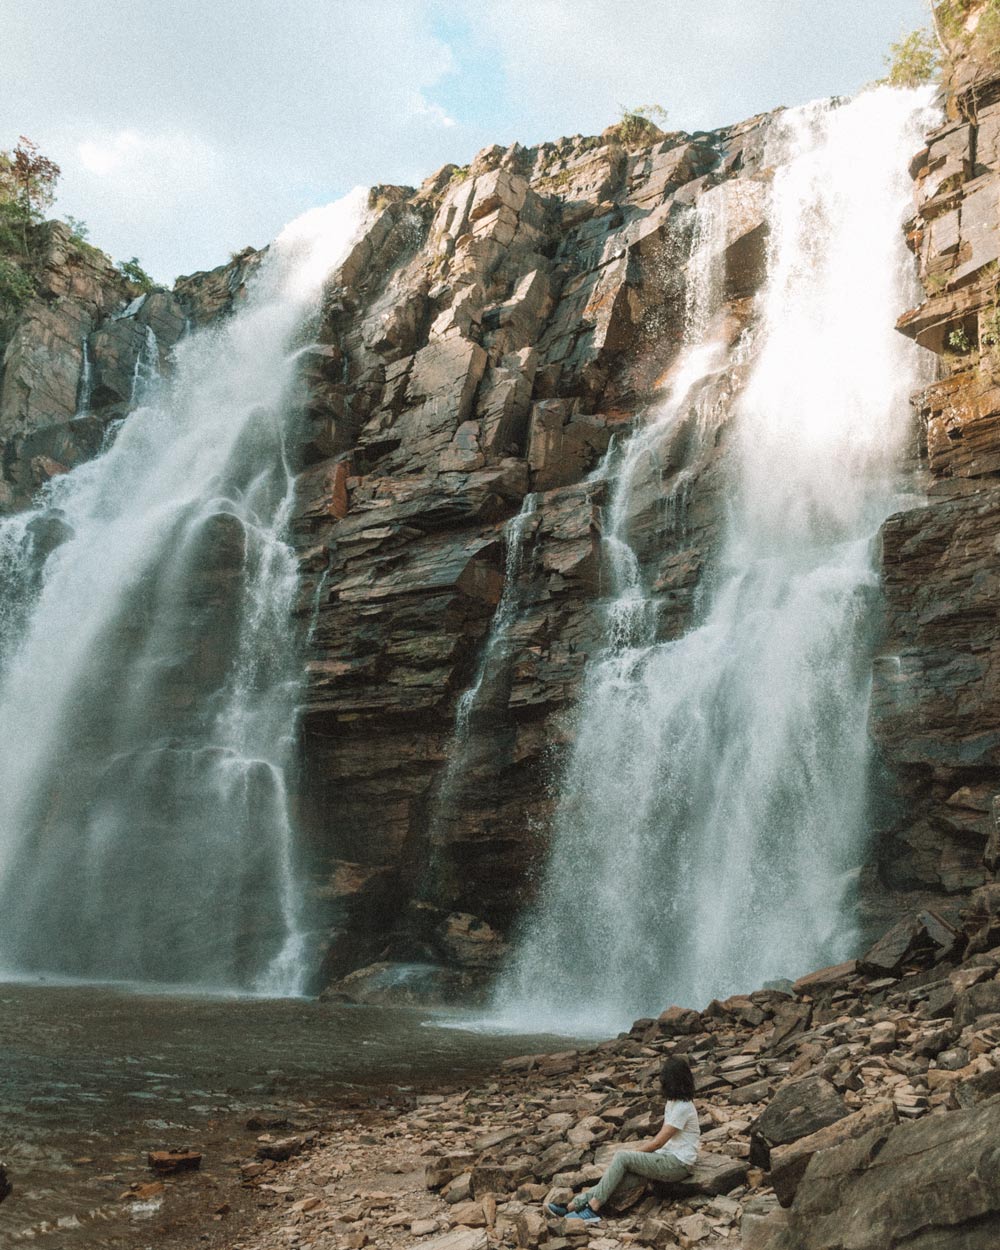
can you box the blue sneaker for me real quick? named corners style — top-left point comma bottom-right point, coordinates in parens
top-left (566, 1206), bottom-right (601, 1223)
top-left (546, 1202), bottom-right (569, 1217)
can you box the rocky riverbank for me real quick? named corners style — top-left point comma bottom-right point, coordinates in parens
top-left (217, 886), bottom-right (1000, 1250)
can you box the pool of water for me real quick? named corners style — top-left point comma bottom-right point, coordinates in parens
top-left (0, 983), bottom-right (568, 1245)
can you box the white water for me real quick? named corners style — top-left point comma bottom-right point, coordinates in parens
top-left (0, 188), bottom-right (367, 993)
top-left (74, 336), bottom-right (93, 417)
top-left (431, 495), bottom-right (539, 838)
top-left (496, 88), bottom-right (935, 1034)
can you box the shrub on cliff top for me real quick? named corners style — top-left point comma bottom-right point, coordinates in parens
top-left (883, 28), bottom-right (940, 86)
top-left (616, 104), bottom-right (669, 146)
top-left (116, 256), bottom-right (154, 293)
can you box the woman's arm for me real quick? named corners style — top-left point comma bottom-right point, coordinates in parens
top-left (637, 1122), bottom-right (678, 1153)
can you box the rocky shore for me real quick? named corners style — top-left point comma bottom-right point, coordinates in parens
top-left (202, 885), bottom-right (1000, 1250)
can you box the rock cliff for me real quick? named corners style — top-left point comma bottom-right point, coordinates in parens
top-left (3, 23), bottom-right (1000, 999)
top-left (873, 3), bottom-right (1000, 928)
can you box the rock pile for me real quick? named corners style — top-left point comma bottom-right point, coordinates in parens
top-left (225, 890), bottom-right (1000, 1250)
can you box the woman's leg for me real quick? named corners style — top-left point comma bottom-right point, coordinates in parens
top-left (582, 1150), bottom-right (692, 1211)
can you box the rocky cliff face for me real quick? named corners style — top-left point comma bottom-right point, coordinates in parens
top-left (286, 117), bottom-right (774, 992)
top-left (3, 44), bottom-right (1000, 998)
top-left (871, 9), bottom-right (1000, 928)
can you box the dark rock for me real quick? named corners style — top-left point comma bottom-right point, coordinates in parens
top-left (760, 1101), bottom-right (1000, 1250)
top-left (767, 1100), bottom-right (897, 1208)
top-left (750, 1076), bottom-right (848, 1167)
top-left (859, 911), bottom-right (958, 977)
top-left (148, 1149), bottom-right (202, 1174)
top-left (954, 978), bottom-right (1000, 1029)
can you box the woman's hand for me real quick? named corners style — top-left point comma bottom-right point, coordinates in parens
top-left (638, 1123), bottom-right (678, 1153)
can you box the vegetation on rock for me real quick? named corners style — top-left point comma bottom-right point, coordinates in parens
top-left (882, 28), bottom-right (940, 86)
top-left (116, 255), bottom-right (155, 292)
top-left (615, 104), bottom-right (669, 145)
top-left (0, 135), bottom-right (61, 340)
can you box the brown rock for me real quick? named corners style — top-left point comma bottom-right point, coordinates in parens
top-left (148, 1149), bottom-right (202, 1174)
top-left (767, 1100), bottom-right (897, 1207)
top-left (759, 1100), bottom-right (1000, 1250)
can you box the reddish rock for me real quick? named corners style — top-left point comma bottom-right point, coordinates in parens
top-left (147, 1149), bottom-right (202, 1174)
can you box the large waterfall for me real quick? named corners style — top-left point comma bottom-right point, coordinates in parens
top-left (497, 88), bottom-right (936, 1034)
top-left (0, 190), bottom-right (366, 994)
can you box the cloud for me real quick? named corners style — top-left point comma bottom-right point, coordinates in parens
top-left (410, 93), bottom-right (458, 129)
top-left (0, 0), bottom-right (928, 280)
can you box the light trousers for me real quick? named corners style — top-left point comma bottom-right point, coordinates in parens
top-left (582, 1149), bottom-right (692, 1207)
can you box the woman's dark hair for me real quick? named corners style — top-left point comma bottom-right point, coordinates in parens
top-left (659, 1056), bottom-right (695, 1100)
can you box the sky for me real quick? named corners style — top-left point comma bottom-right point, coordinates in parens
top-left (1, 0), bottom-right (929, 282)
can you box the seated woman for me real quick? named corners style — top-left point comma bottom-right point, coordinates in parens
top-left (548, 1056), bottom-right (700, 1224)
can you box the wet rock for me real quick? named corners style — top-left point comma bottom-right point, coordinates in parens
top-left (0, 1161), bottom-right (10, 1204)
top-left (147, 1149), bottom-right (202, 1174)
top-left (859, 911), bottom-right (958, 977)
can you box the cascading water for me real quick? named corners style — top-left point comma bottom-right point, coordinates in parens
top-left (74, 336), bottom-right (93, 418)
top-left (0, 188), bottom-right (367, 994)
top-left (496, 87), bottom-right (936, 1034)
top-left (430, 495), bottom-right (539, 839)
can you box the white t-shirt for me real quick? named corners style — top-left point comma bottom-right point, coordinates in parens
top-left (657, 1099), bottom-right (700, 1165)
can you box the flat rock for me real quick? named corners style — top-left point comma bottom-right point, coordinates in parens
top-left (419, 1228), bottom-right (488, 1250)
top-left (148, 1149), bottom-right (202, 1174)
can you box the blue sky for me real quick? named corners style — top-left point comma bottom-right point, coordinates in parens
top-left (1, 0), bottom-right (928, 281)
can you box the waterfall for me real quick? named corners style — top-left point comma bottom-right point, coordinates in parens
top-left (430, 495), bottom-right (539, 841)
top-left (74, 336), bottom-right (93, 418)
top-left (130, 323), bottom-right (160, 406)
top-left (496, 87), bottom-right (936, 1034)
top-left (454, 494), bottom-right (538, 743)
top-left (0, 188), bottom-right (367, 994)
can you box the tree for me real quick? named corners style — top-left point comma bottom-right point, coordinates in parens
top-left (0, 136), bottom-right (61, 253)
top-left (5, 136), bottom-right (60, 217)
top-left (883, 28), bottom-right (939, 86)
top-left (117, 256), bottom-right (154, 292)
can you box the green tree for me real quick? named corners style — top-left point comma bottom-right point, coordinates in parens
top-left (117, 256), bottom-right (154, 292)
top-left (883, 28), bottom-right (939, 86)
top-left (64, 215), bottom-right (89, 241)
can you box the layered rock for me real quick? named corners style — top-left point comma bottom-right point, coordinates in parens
top-left (3, 36), bottom-right (1000, 993)
top-left (873, 7), bottom-right (1000, 916)
top-left (0, 223), bottom-right (195, 512)
top-left (287, 117), bottom-right (773, 988)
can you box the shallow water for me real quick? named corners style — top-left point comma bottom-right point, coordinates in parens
top-left (0, 983), bottom-right (568, 1244)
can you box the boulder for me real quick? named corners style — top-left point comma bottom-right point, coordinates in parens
top-left (767, 1100), bottom-right (897, 1207)
top-left (758, 1100), bottom-right (1000, 1250)
top-left (954, 978), bottom-right (1000, 1029)
top-left (859, 910), bottom-right (958, 976)
top-left (592, 1142), bottom-right (747, 1196)
top-left (419, 1229), bottom-right (488, 1250)
top-left (750, 1076), bottom-right (848, 1167)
